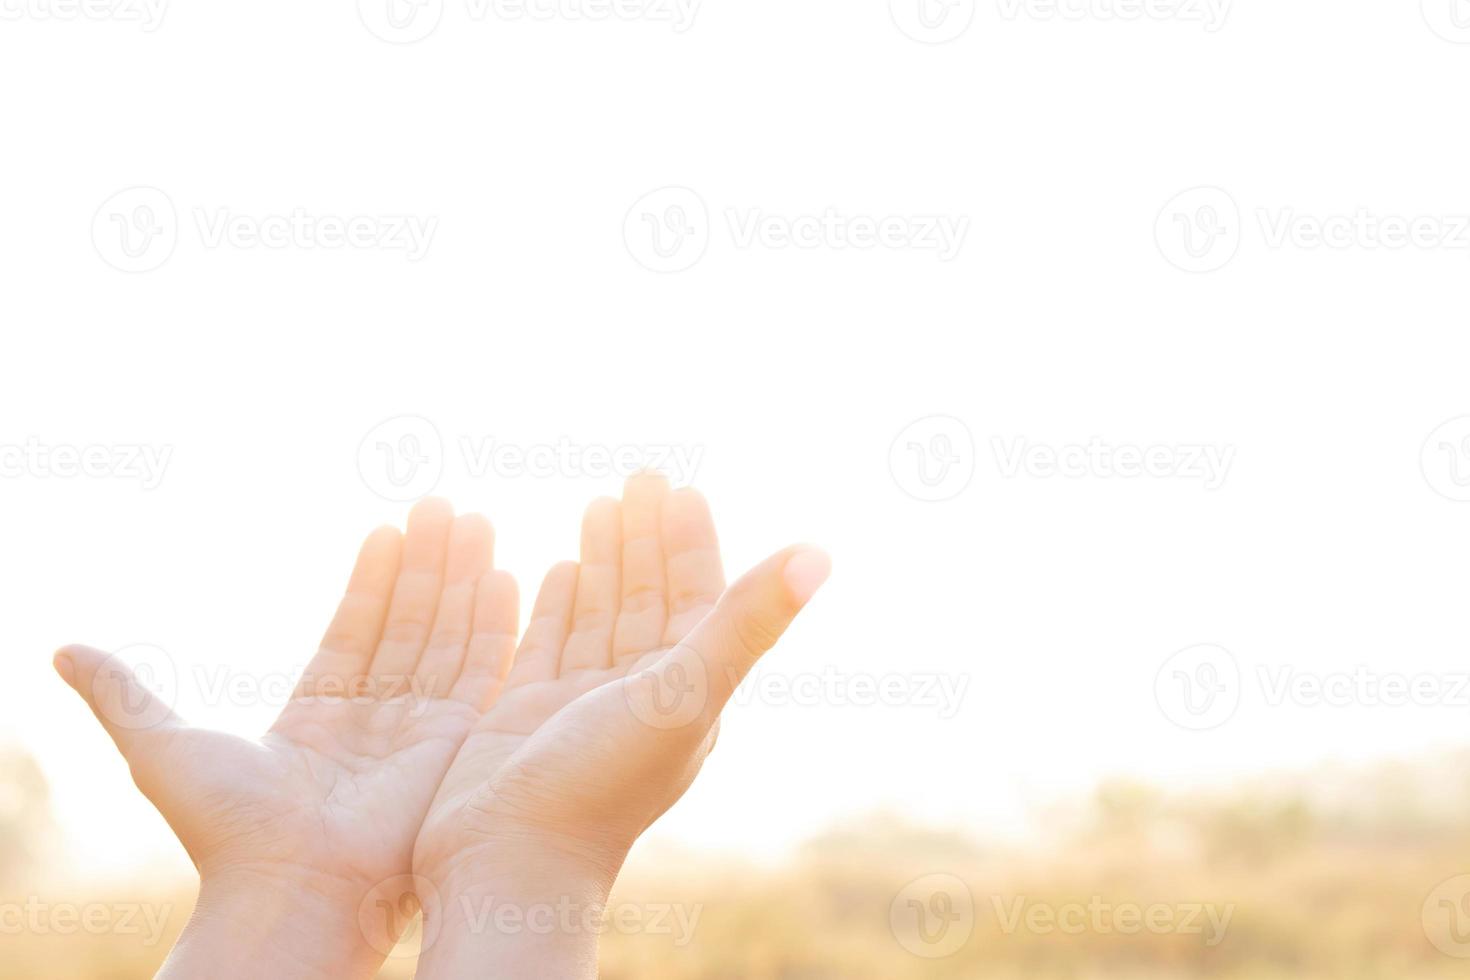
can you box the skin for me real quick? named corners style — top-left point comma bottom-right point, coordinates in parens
top-left (54, 498), bottom-right (520, 980)
top-left (413, 475), bottom-right (830, 977)
top-left (55, 477), bottom-right (829, 978)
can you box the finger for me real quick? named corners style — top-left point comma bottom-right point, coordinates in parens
top-left (450, 570), bottom-right (520, 709)
top-left (367, 497), bottom-right (454, 694)
top-left (613, 474), bottom-right (671, 663)
top-left (644, 546), bottom-right (830, 727)
top-left (661, 488), bottom-right (725, 646)
top-left (415, 514), bottom-right (496, 698)
top-left (559, 497), bottom-right (622, 674)
top-left (504, 561), bottom-right (578, 688)
top-left (53, 645), bottom-right (183, 764)
top-left (296, 525), bottom-right (403, 697)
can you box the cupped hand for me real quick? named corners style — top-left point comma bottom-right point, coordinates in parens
top-left (413, 475), bottom-right (830, 901)
top-left (54, 499), bottom-right (519, 975)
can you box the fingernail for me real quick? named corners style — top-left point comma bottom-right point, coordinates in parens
top-left (782, 548), bottom-right (832, 606)
top-left (53, 652), bottom-right (76, 687)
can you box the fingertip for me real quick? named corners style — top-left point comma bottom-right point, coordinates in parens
top-left (544, 559), bottom-right (580, 584)
top-left (52, 649), bottom-right (77, 688)
top-left (584, 496), bottom-right (621, 523)
top-left (624, 470), bottom-right (671, 497)
top-left (366, 524), bottom-right (404, 546)
top-left (408, 496), bottom-right (455, 526)
top-left (781, 547), bottom-right (831, 607)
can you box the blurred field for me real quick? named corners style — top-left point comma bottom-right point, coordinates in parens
top-left (5, 749), bottom-right (1470, 979)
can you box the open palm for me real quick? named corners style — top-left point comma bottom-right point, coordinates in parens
top-left (415, 475), bottom-right (829, 896)
top-left (56, 499), bottom-right (518, 917)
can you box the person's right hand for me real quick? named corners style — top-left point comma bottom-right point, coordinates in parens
top-left (412, 475), bottom-right (829, 977)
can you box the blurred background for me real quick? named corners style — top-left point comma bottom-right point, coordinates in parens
top-left (5, 0), bottom-right (1470, 976)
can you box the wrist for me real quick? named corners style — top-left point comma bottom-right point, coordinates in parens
top-left (416, 852), bottom-right (621, 980)
top-left (157, 867), bottom-right (390, 980)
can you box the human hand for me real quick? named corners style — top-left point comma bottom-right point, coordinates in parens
top-left (54, 499), bottom-right (518, 980)
top-left (412, 475), bottom-right (830, 977)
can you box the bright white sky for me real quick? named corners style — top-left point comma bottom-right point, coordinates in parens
top-left (4, 2), bottom-right (1470, 880)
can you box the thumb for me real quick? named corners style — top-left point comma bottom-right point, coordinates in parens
top-left (630, 546), bottom-right (829, 731)
top-left (53, 644), bottom-right (184, 763)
